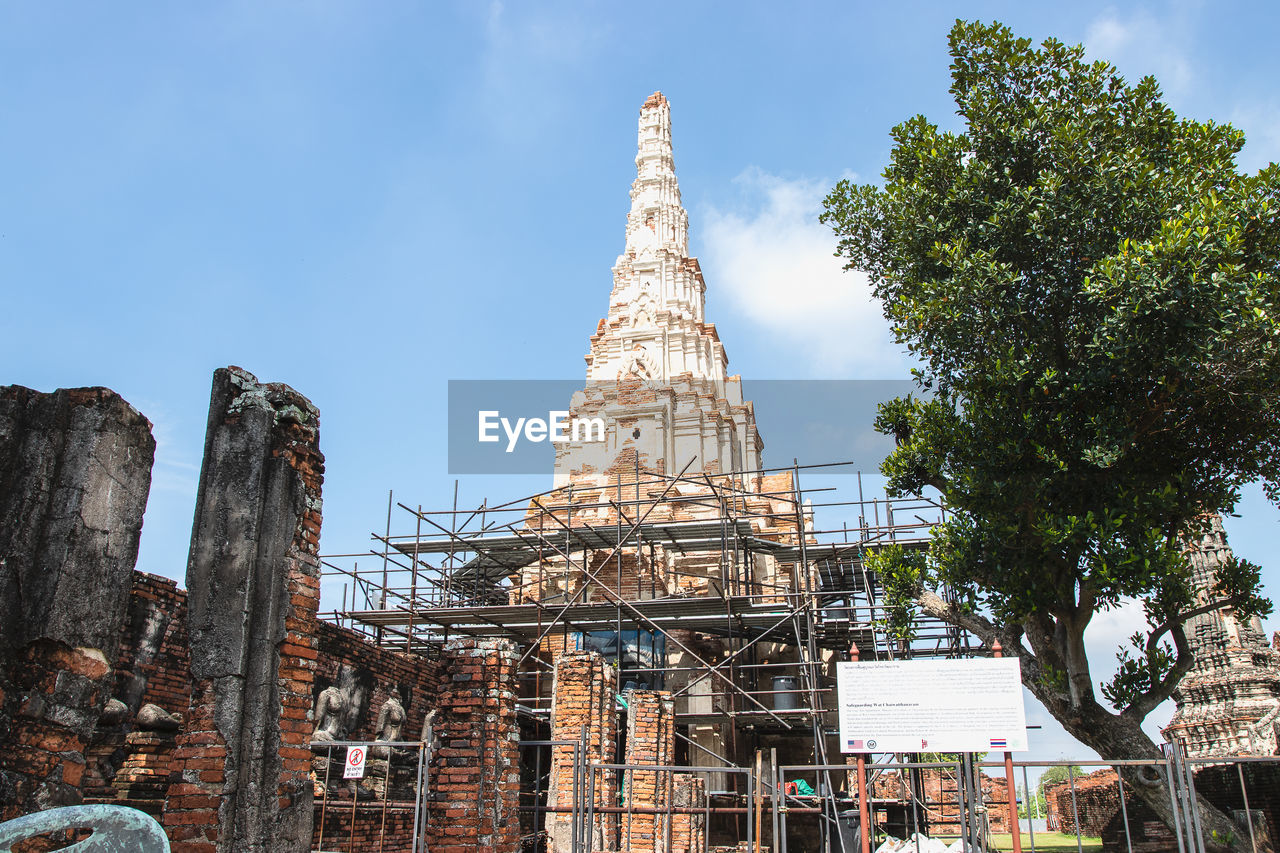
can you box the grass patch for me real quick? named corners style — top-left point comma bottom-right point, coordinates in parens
top-left (987, 832), bottom-right (1101, 853)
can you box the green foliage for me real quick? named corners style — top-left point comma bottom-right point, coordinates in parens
top-left (866, 544), bottom-right (930, 642)
top-left (1213, 555), bottom-right (1273, 621)
top-left (822, 20), bottom-right (1279, 721)
top-left (1037, 765), bottom-right (1084, 793)
top-left (1101, 632), bottom-right (1178, 708)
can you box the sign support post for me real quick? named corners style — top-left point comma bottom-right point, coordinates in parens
top-left (851, 642), bottom-right (872, 853)
top-left (993, 640), bottom-right (1023, 853)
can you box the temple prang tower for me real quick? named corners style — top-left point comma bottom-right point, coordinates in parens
top-left (515, 92), bottom-right (814, 804)
top-left (1163, 514), bottom-right (1280, 757)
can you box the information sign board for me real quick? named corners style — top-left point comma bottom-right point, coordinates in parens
top-left (835, 657), bottom-right (1027, 753)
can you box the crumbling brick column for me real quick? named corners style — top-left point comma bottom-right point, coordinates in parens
top-left (0, 385), bottom-right (154, 819)
top-left (622, 690), bottom-right (675, 853)
top-left (546, 650), bottom-right (618, 853)
top-left (160, 367), bottom-right (323, 853)
top-left (428, 638), bottom-right (521, 853)
top-left (670, 776), bottom-right (706, 853)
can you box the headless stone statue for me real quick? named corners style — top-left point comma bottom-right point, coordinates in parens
top-left (136, 702), bottom-right (182, 732)
top-left (311, 666), bottom-right (361, 796)
top-left (311, 685), bottom-right (345, 742)
top-left (370, 687), bottom-right (407, 759)
top-left (100, 698), bottom-right (128, 728)
top-left (312, 665), bottom-right (357, 743)
top-left (375, 688), bottom-right (406, 743)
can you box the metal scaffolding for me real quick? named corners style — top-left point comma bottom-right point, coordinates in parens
top-left (319, 459), bottom-right (983, 851)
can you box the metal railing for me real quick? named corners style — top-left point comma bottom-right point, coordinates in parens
top-left (310, 739), bottom-right (431, 853)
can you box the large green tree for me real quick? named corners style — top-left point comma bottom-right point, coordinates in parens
top-left (822, 20), bottom-right (1279, 848)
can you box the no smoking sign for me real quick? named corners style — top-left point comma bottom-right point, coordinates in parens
top-left (343, 745), bottom-right (367, 779)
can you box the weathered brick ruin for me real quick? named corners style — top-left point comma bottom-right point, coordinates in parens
top-left (0, 371), bottom-right (527, 852)
top-left (0, 385), bottom-right (155, 820)
top-left (83, 571), bottom-right (192, 809)
top-left (622, 690), bottom-right (676, 852)
top-left (547, 650), bottom-right (619, 852)
top-left (1164, 513), bottom-right (1280, 757)
top-left (160, 366), bottom-right (325, 852)
top-left (428, 638), bottom-right (521, 853)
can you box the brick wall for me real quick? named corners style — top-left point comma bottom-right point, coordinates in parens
top-left (312, 805), bottom-right (420, 853)
top-left (115, 572), bottom-right (193, 715)
top-left (546, 650), bottom-right (619, 853)
top-left (671, 776), bottom-right (707, 853)
top-left (426, 638), bottom-right (521, 853)
top-left (313, 620), bottom-right (441, 744)
top-left (622, 690), bottom-right (675, 853)
top-left (1044, 768), bottom-right (1120, 837)
top-left (1044, 769), bottom-right (1178, 853)
top-left (83, 571), bottom-right (192, 804)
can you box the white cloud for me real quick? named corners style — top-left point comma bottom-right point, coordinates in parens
top-left (1228, 103), bottom-right (1280, 173)
top-left (1085, 598), bottom-right (1176, 741)
top-left (1083, 7), bottom-right (1279, 172)
top-left (1084, 8), bottom-right (1193, 97)
top-left (699, 168), bottom-right (910, 378)
top-left (134, 400), bottom-right (201, 496)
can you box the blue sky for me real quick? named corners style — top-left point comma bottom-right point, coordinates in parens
top-left (4, 1), bottom-right (1279, 764)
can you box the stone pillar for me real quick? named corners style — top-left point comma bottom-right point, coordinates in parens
top-left (546, 650), bottom-right (618, 853)
top-left (0, 385), bottom-right (154, 819)
top-left (622, 690), bottom-right (675, 853)
top-left (428, 639), bottom-right (521, 853)
top-left (160, 367), bottom-right (323, 853)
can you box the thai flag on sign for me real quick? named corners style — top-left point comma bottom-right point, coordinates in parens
top-left (990, 738), bottom-right (1008, 748)
top-left (848, 739), bottom-right (864, 750)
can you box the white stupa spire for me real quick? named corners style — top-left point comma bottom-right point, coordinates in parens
top-left (622, 91), bottom-right (690, 260)
top-left (559, 91), bottom-right (763, 485)
top-left (588, 92), bottom-right (720, 382)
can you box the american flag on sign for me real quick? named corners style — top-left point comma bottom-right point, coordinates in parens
top-left (990, 738), bottom-right (1007, 748)
top-left (848, 739), bottom-right (864, 749)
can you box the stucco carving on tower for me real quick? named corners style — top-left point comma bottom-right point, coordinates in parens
top-left (1163, 514), bottom-right (1280, 757)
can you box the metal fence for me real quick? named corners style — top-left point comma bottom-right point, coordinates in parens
top-left (310, 739), bottom-right (431, 853)
top-left (301, 736), bottom-right (1276, 853)
top-left (768, 749), bottom-right (1279, 853)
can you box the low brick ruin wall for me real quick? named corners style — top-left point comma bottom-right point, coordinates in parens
top-left (547, 650), bottom-right (619, 853)
top-left (1046, 764), bottom-right (1280, 853)
top-left (426, 638), bottom-right (521, 853)
top-left (22, 563), bottom-right (517, 853)
top-left (312, 620), bottom-right (442, 745)
top-left (1045, 769), bottom-right (1121, 837)
top-left (83, 571), bottom-right (191, 809)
